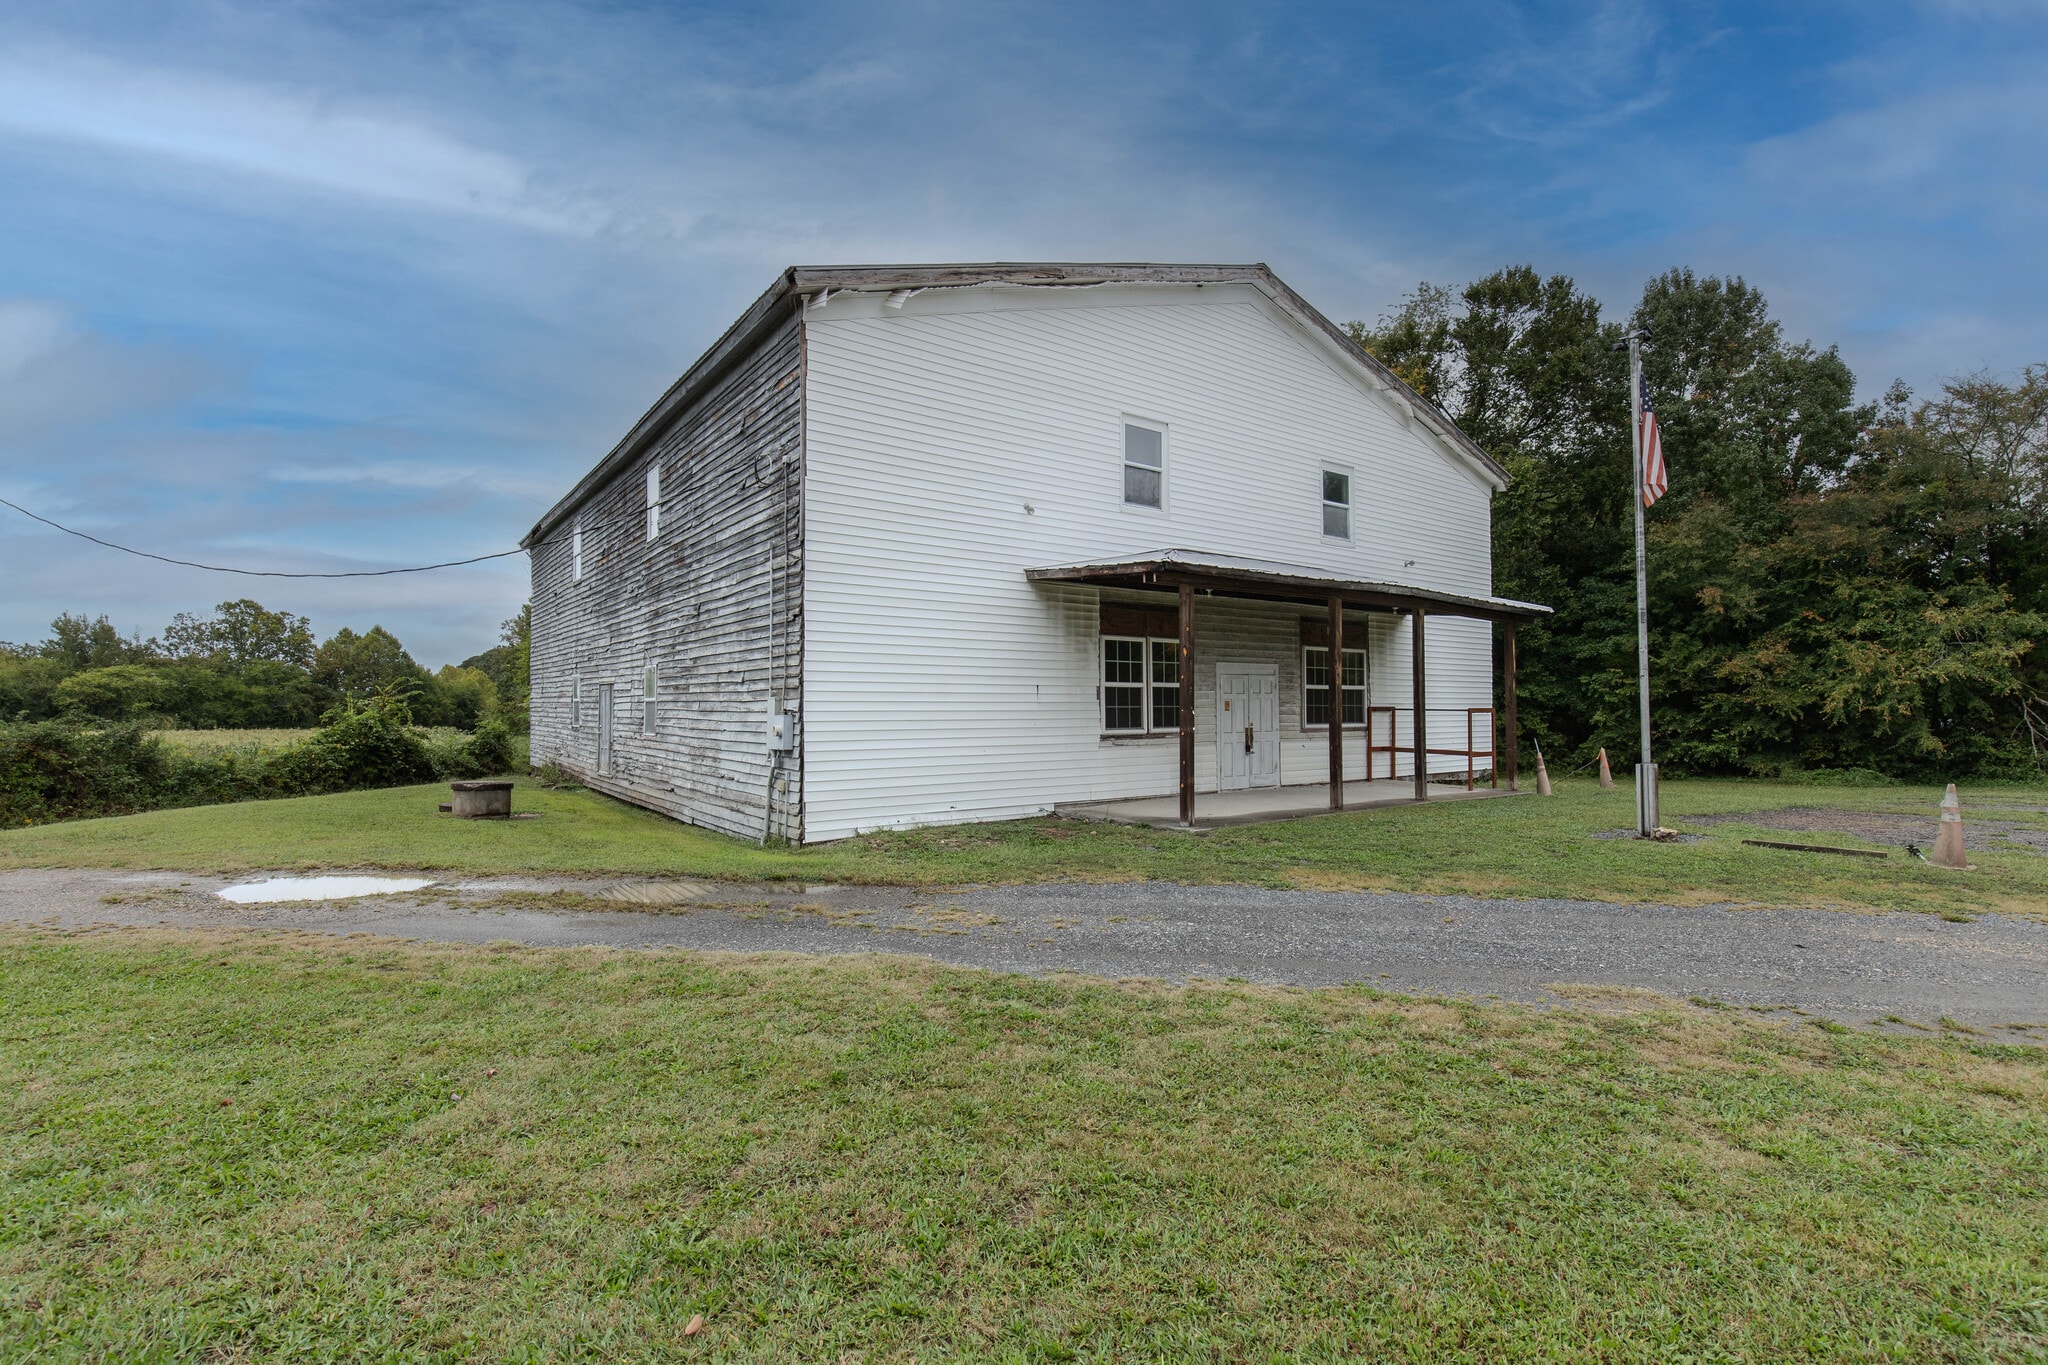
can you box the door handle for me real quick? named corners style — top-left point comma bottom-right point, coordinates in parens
top-left (1244, 724), bottom-right (1255, 753)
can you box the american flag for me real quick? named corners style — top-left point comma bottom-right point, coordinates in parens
top-left (1640, 375), bottom-right (1668, 507)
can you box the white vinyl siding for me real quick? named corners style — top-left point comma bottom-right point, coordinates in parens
top-left (801, 282), bottom-right (1497, 840)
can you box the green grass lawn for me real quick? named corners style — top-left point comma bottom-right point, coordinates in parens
top-left (2, 931), bottom-right (2042, 1362)
top-left (3, 775), bottom-right (2045, 919)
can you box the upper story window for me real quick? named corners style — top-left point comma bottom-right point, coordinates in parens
top-left (1123, 422), bottom-right (1164, 509)
top-left (1103, 636), bottom-right (1181, 734)
top-left (646, 466), bottom-right (662, 541)
top-left (1322, 468), bottom-right (1351, 539)
top-left (572, 522), bottom-right (585, 581)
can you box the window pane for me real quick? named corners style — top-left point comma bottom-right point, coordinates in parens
top-left (1105, 687), bottom-right (1145, 730)
top-left (1305, 687), bottom-right (1330, 727)
top-left (1342, 689), bottom-right (1365, 725)
top-left (1124, 424), bottom-right (1163, 469)
top-left (1151, 685), bottom-right (1180, 731)
top-left (1323, 503), bottom-right (1350, 538)
top-left (1303, 647), bottom-right (1328, 689)
top-left (1342, 648), bottom-right (1365, 687)
top-left (1104, 638), bottom-right (1143, 683)
top-left (1124, 464), bottom-right (1162, 508)
top-left (1150, 639), bottom-right (1179, 677)
top-left (1323, 469), bottom-right (1350, 505)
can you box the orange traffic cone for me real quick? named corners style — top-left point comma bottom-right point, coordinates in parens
top-left (1932, 783), bottom-right (1968, 869)
top-left (1596, 748), bottom-right (1615, 789)
top-left (1533, 741), bottom-right (1553, 796)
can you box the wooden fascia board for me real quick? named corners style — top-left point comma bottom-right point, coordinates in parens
top-left (1026, 563), bottom-right (1547, 623)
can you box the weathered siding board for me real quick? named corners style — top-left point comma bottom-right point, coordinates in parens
top-left (801, 284), bottom-right (1495, 839)
top-left (529, 313), bottom-right (804, 841)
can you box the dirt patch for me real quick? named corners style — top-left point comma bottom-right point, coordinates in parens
top-left (1686, 806), bottom-right (2048, 855)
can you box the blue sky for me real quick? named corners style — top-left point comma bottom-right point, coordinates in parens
top-left (3, 0), bottom-right (2044, 665)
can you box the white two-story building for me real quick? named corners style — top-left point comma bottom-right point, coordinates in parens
top-left (524, 263), bottom-right (1547, 843)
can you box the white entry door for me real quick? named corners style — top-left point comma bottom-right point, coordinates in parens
top-left (597, 683), bottom-right (614, 776)
top-left (1216, 664), bottom-right (1280, 790)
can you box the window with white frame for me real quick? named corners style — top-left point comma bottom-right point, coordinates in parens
top-left (641, 663), bottom-right (657, 734)
top-left (1322, 468), bottom-right (1351, 539)
top-left (572, 521), bottom-right (585, 580)
top-left (646, 465), bottom-right (661, 541)
top-left (1303, 647), bottom-right (1366, 726)
top-left (571, 674), bottom-right (583, 726)
top-left (1102, 636), bottom-right (1182, 733)
top-left (1123, 422), bottom-right (1164, 509)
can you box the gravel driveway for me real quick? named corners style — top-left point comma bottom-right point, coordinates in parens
top-left (4, 868), bottom-right (2043, 1036)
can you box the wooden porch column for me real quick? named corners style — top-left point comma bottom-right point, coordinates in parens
top-left (1502, 621), bottom-right (1520, 792)
top-left (1411, 607), bottom-right (1428, 802)
top-left (1178, 583), bottom-right (1195, 828)
top-left (1327, 595), bottom-right (1344, 810)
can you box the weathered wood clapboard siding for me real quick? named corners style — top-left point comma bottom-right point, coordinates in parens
top-left (528, 313), bottom-right (803, 840)
top-left (801, 283), bottom-right (1496, 839)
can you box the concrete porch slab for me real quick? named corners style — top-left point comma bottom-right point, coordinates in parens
top-left (1056, 777), bottom-right (1519, 830)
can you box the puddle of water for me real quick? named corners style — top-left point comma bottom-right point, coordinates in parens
top-left (217, 876), bottom-right (434, 904)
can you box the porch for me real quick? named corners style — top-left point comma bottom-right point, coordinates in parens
top-left (1027, 548), bottom-right (1551, 828)
top-left (1059, 776), bottom-right (1518, 830)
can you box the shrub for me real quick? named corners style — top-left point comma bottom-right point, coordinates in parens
top-left (0, 720), bottom-right (174, 825)
top-left (272, 689), bottom-right (438, 794)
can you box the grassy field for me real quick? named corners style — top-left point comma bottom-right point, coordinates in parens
top-left (150, 727), bottom-right (532, 769)
top-left (2, 775), bottom-right (2044, 919)
top-left (150, 728), bottom-right (317, 754)
top-left (3, 930), bottom-right (2043, 1362)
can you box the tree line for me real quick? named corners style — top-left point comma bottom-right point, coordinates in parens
top-left (1352, 267), bottom-right (2047, 780)
top-left (0, 599), bottom-right (532, 734)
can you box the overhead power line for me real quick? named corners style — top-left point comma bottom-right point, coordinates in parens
top-left (0, 496), bottom-right (526, 578)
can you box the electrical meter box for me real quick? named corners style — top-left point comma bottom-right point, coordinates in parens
top-left (766, 704), bottom-right (796, 752)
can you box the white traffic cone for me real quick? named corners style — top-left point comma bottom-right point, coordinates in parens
top-left (1932, 783), bottom-right (1968, 869)
top-left (1533, 741), bottom-right (1553, 796)
top-left (1597, 748), bottom-right (1614, 789)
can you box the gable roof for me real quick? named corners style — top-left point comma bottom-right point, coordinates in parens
top-left (524, 263), bottom-right (1506, 548)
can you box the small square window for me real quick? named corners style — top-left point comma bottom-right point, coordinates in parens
top-left (1322, 469), bottom-right (1351, 539)
top-left (1123, 424), bottom-right (1164, 508)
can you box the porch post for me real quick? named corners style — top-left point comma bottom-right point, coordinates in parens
top-left (1411, 607), bottom-right (1428, 802)
top-left (1502, 621), bottom-right (1520, 792)
top-left (1327, 595), bottom-right (1344, 810)
top-left (1178, 583), bottom-right (1195, 828)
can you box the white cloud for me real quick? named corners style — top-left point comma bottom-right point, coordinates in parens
top-left (0, 46), bottom-right (604, 234)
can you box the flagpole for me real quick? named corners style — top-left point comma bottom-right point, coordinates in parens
top-left (1629, 330), bottom-right (1659, 836)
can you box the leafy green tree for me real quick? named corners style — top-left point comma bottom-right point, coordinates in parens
top-left (1356, 264), bottom-right (2044, 778)
top-left (162, 600), bottom-right (315, 668)
top-left (311, 626), bottom-right (430, 701)
top-left (39, 614), bottom-right (152, 671)
top-left (51, 665), bottom-right (169, 721)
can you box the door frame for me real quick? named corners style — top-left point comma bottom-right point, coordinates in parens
top-left (1215, 661), bottom-right (1280, 791)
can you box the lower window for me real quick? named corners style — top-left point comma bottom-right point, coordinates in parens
top-left (1103, 636), bottom-right (1184, 734)
top-left (1304, 647), bottom-right (1366, 726)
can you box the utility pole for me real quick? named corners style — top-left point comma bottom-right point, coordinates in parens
top-left (1628, 330), bottom-right (1658, 836)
